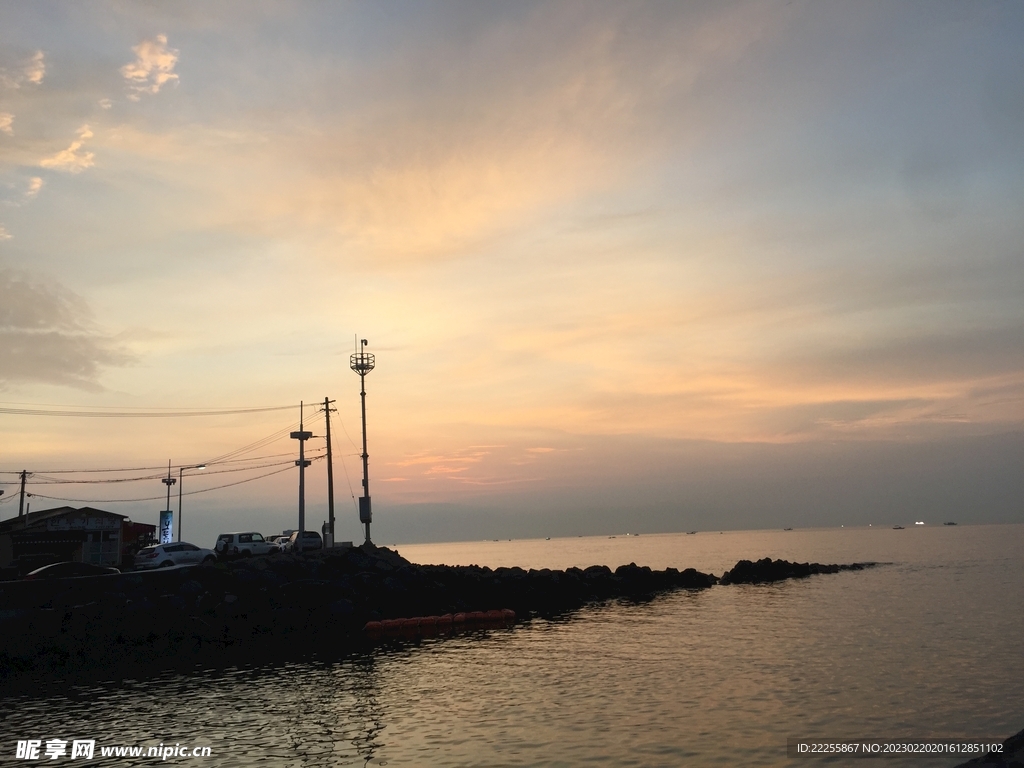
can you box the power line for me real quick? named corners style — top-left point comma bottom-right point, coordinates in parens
top-left (24, 455), bottom-right (325, 485)
top-left (205, 426), bottom-right (298, 463)
top-left (1, 405), bottom-right (330, 508)
top-left (0, 404), bottom-right (299, 418)
top-left (25, 463), bottom-right (308, 504)
top-left (0, 450), bottom-right (318, 475)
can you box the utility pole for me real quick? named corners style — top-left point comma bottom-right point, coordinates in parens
top-left (291, 401), bottom-right (312, 554)
top-left (350, 338), bottom-right (375, 545)
top-left (177, 463), bottom-right (206, 543)
top-left (324, 396), bottom-right (336, 546)
top-left (18, 470), bottom-right (28, 517)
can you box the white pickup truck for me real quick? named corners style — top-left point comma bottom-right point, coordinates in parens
top-left (214, 532), bottom-right (277, 557)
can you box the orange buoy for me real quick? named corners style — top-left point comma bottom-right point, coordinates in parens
top-left (363, 610), bottom-right (517, 643)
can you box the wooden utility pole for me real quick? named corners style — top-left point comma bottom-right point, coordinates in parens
top-left (18, 470), bottom-right (28, 517)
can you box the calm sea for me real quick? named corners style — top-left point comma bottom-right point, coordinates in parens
top-left (2, 525), bottom-right (1022, 767)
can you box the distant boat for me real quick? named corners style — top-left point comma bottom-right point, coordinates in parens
top-left (893, 525), bottom-right (904, 530)
top-left (545, 537), bottom-right (550, 540)
top-left (944, 522), bottom-right (957, 526)
top-left (915, 521), bottom-right (925, 526)
top-left (686, 531), bottom-right (697, 535)
top-left (783, 527), bottom-right (793, 531)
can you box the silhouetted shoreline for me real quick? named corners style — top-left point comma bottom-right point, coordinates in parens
top-left (0, 544), bottom-right (878, 681)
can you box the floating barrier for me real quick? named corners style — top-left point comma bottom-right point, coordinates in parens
top-left (362, 608), bottom-right (515, 642)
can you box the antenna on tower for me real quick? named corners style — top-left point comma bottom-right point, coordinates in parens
top-left (350, 337), bottom-right (375, 545)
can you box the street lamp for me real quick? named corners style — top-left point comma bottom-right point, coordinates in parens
top-left (177, 464), bottom-right (206, 542)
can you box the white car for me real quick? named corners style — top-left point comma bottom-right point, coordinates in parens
top-left (214, 532), bottom-right (277, 557)
top-left (281, 530), bottom-right (323, 552)
top-left (134, 542), bottom-right (217, 570)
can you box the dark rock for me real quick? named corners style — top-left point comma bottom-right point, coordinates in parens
top-left (719, 557), bottom-right (878, 585)
top-left (954, 727), bottom-right (1024, 767)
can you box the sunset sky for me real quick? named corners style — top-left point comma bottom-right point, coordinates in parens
top-left (1, 1), bottom-right (1022, 545)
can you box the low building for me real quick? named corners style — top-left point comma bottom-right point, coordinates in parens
top-left (0, 506), bottom-right (155, 571)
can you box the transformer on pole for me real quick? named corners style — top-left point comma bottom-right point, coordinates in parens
top-left (350, 338), bottom-right (375, 545)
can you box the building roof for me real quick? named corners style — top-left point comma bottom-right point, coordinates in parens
top-left (0, 506), bottom-right (128, 534)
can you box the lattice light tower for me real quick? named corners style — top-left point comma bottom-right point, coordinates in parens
top-left (350, 338), bottom-right (375, 545)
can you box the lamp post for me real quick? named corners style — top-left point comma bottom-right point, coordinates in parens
top-left (177, 464), bottom-right (206, 542)
top-left (350, 338), bottom-right (374, 545)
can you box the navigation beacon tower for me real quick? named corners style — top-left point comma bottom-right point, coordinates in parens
top-left (350, 338), bottom-right (375, 545)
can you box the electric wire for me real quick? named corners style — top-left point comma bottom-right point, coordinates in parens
top-left (1, 402), bottom-right (335, 507)
top-left (24, 461), bottom-right (318, 504)
top-left (25, 455), bottom-right (325, 485)
top-left (0, 405), bottom-right (299, 418)
top-left (200, 409), bottom-right (323, 465)
top-left (0, 450), bottom-right (319, 475)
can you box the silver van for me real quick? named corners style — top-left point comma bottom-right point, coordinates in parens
top-left (282, 530), bottom-right (323, 552)
top-left (214, 532), bottom-right (276, 557)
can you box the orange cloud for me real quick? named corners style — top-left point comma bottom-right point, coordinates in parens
top-left (121, 35), bottom-right (179, 100)
top-left (40, 124), bottom-right (95, 173)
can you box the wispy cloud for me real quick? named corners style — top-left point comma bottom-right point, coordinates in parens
top-left (0, 267), bottom-right (133, 390)
top-left (0, 50), bottom-right (45, 89)
top-left (26, 177), bottom-right (43, 198)
top-left (121, 35), bottom-right (179, 100)
top-left (0, 113), bottom-right (12, 136)
top-left (0, 225), bottom-right (11, 241)
top-left (24, 51), bottom-right (45, 85)
top-left (98, 98), bottom-right (112, 110)
top-left (394, 447), bottom-right (493, 469)
top-left (39, 124), bottom-right (95, 173)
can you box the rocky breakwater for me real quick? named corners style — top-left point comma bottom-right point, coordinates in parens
top-left (0, 546), bottom-right (875, 679)
top-left (719, 557), bottom-right (876, 585)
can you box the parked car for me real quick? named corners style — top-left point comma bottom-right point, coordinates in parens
top-left (282, 530), bottom-right (323, 552)
top-left (134, 542), bottom-right (217, 570)
top-left (214, 532), bottom-right (277, 558)
top-left (26, 562), bottom-right (120, 579)
top-left (268, 535), bottom-right (290, 552)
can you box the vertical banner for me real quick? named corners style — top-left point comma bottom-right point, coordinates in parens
top-left (159, 510), bottom-right (173, 544)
